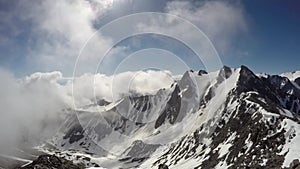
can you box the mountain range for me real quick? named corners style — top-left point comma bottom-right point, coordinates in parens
top-left (15, 65), bottom-right (300, 169)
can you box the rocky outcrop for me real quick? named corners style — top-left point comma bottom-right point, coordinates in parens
top-left (158, 163), bottom-right (169, 169)
top-left (155, 84), bottom-right (181, 128)
top-left (198, 70), bottom-right (208, 76)
top-left (17, 155), bottom-right (84, 169)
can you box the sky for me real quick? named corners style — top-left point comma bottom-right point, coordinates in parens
top-left (0, 0), bottom-right (299, 77)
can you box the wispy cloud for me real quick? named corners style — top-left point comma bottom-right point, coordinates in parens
top-left (165, 0), bottom-right (248, 55)
top-left (9, 0), bottom-right (124, 75)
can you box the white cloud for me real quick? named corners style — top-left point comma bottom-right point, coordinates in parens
top-left (165, 0), bottom-right (248, 54)
top-left (25, 71), bottom-right (63, 83)
top-left (136, 0), bottom-right (248, 59)
top-left (16, 0), bottom-right (123, 75)
top-left (72, 69), bottom-right (174, 106)
top-left (0, 69), bottom-right (70, 148)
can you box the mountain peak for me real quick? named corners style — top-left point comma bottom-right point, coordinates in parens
top-left (240, 65), bottom-right (255, 76)
top-left (220, 65), bottom-right (233, 78)
top-left (198, 70), bottom-right (208, 76)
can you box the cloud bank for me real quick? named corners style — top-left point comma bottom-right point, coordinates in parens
top-left (0, 69), bottom-right (174, 149)
top-left (0, 69), bottom-right (69, 148)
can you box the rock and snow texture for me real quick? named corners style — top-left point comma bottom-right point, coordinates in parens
top-left (43, 66), bottom-right (300, 169)
top-left (281, 71), bottom-right (300, 81)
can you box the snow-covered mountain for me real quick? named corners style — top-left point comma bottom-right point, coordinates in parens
top-left (35, 66), bottom-right (300, 169)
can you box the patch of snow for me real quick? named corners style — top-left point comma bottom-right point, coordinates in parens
top-left (281, 71), bottom-right (300, 81)
top-left (279, 119), bottom-right (300, 167)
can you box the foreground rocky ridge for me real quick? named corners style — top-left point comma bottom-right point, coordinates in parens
top-left (17, 155), bottom-right (84, 169)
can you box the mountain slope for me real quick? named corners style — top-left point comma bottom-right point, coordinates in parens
top-left (143, 66), bottom-right (300, 169)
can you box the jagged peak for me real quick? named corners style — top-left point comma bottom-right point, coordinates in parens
top-left (219, 65), bottom-right (233, 79)
top-left (198, 70), bottom-right (208, 76)
top-left (236, 65), bottom-right (258, 84)
top-left (215, 65), bottom-right (235, 85)
top-left (234, 65), bottom-right (267, 95)
top-left (239, 65), bottom-right (256, 76)
top-left (180, 70), bottom-right (195, 83)
top-left (223, 65), bottom-right (231, 70)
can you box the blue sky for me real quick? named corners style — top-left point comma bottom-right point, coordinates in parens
top-left (0, 0), bottom-right (299, 77)
top-left (226, 0), bottom-right (300, 74)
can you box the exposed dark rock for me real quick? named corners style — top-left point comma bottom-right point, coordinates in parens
top-left (155, 84), bottom-right (181, 128)
top-left (289, 159), bottom-right (300, 169)
top-left (267, 75), bottom-right (300, 98)
top-left (17, 155), bottom-right (84, 169)
top-left (125, 140), bottom-right (160, 158)
top-left (63, 123), bottom-right (84, 144)
top-left (221, 65), bottom-right (233, 79)
top-left (295, 77), bottom-right (300, 86)
top-left (158, 163), bottom-right (169, 169)
top-left (130, 95), bottom-right (152, 112)
top-left (97, 99), bottom-right (110, 106)
top-left (198, 70), bottom-right (208, 76)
